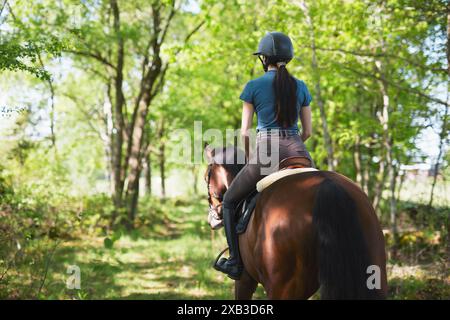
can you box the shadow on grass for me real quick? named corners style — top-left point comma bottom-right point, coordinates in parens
top-left (42, 239), bottom-right (240, 299)
top-left (135, 196), bottom-right (211, 241)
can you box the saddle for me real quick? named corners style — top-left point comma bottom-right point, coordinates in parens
top-left (236, 156), bottom-right (315, 234)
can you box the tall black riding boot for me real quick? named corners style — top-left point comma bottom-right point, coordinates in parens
top-left (213, 205), bottom-right (243, 280)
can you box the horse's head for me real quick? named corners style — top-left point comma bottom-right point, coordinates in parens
top-left (204, 144), bottom-right (245, 229)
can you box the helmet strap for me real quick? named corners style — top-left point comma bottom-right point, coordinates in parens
top-left (258, 55), bottom-right (268, 72)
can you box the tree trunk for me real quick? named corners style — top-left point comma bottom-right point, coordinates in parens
top-left (110, 0), bottom-right (126, 226)
top-left (299, 0), bottom-right (335, 171)
top-left (144, 153), bottom-right (152, 195)
top-left (37, 53), bottom-right (57, 154)
top-left (396, 168), bottom-right (405, 204)
top-left (352, 102), bottom-right (368, 194)
top-left (353, 134), bottom-right (366, 192)
top-left (123, 3), bottom-right (166, 226)
top-left (372, 156), bottom-right (387, 214)
top-left (388, 153), bottom-right (398, 257)
top-left (447, 0), bottom-right (450, 269)
top-left (160, 145), bottom-right (166, 199)
top-left (378, 76), bottom-right (397, 250)
top-left (428, 105), bottom-right (447, 208)
top-left (158, 119), bottom-right (166, 199)
top-left (447, 1), bottom-right (450, 76)
top-left (374, 3), bottom-right (397, 252)
top-left (102, 84), bottom-right (115, 223)
top-left (192, 165), bottom-right (198, 195)
top-left (124, 98), bottom-right (149, 229)
top-left (382, 87), bottom-right (398, 258)
top-left (429, 6), bottom-right (450, 208)
top-left (125, 168), bottom-right (140, 230)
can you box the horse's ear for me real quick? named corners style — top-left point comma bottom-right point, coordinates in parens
top-left (204, 142), bottom-right (215, 162)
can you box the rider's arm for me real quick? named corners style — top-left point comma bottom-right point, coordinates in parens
top-left (241, 101), bottom-right (254, 162)
top-left (300, 106), bottom-right (312, 142)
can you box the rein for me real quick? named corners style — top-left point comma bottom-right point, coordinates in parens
top-left (207, 164), bottom-right (223, 214)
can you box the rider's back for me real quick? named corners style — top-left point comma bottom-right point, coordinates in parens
top-left (239, 70), bottom-right (312, 131)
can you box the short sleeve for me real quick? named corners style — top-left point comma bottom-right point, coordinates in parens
top-left (239, 81), bottom-right (253, 104)
top-left (299, 81), bottom-right (312, 107)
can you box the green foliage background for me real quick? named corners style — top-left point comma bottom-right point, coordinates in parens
top-left (0, 0), bottom-right (448, 299)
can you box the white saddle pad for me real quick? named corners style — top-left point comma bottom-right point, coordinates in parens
top-left (256, 167), bottom-right (319, 192)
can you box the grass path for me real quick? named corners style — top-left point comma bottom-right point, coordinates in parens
top-left (43, 199), bottom-right (265, 299)
top-left (32, 198), bottom-right (448, 300)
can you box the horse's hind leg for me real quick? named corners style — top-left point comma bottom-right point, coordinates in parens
top-left (235, 269), bottom-right (258, 300)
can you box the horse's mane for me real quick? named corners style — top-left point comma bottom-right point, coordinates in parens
top-left (212, 146), bottom-right (245, 177)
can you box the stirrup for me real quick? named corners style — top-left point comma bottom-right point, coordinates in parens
top-left (215, 260), bottom-right (243, 280)
top-left (213, 247), bottom-right (243, 280)
top-left (213, 247), bottom-right (229, 268)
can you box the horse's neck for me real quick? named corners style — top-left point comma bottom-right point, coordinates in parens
top-left (223, 169), bottom-right (238, 189)
top-left (215, 146), bottom-right (245, 185)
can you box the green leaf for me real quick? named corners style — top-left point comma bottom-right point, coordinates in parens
top-left (103, 237), bottom-right (114, 249)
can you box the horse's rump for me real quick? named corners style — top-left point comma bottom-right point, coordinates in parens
top-left (240, 171), bottom-right (387, 299)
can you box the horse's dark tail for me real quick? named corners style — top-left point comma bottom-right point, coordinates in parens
top-left (313, 177), bottom-right (379, 300)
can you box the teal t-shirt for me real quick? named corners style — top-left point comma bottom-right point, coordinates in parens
top-left (239, 70), bottom-right (312, 131)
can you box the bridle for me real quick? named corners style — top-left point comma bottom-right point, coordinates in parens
top-left (206, 164), bottom-right (224, 219)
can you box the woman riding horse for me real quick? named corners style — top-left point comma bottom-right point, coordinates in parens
top-left (213, 32), bottom-right (315, 280)
top-left (206, 32), bottom-right (387, 299)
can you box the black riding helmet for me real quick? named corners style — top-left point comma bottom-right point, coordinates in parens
top-left (254, 32), bottom-right (294, 71)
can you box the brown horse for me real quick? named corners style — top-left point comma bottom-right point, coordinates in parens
top-left (205, 146), bottom-right (387, 299)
